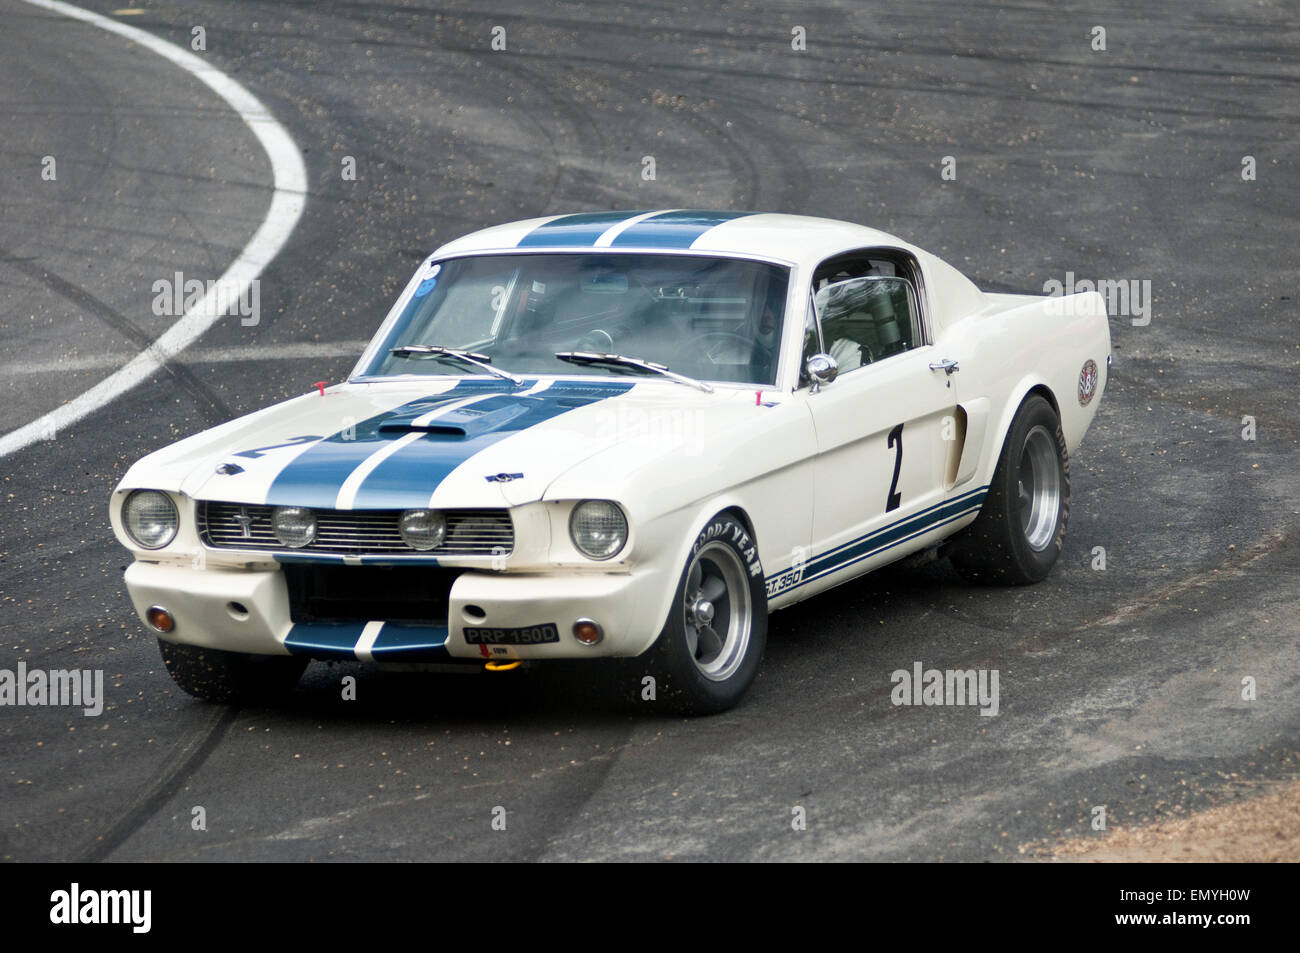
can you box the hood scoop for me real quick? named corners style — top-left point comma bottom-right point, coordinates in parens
top-left (378, 401), bottom-right (532, 439)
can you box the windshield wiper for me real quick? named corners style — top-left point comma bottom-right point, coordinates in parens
top-left (554, 352), bottom-right (713, 393)
top-left (390, 345), bottom-right (525, 386)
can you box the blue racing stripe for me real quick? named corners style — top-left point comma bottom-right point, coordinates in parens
top-left (370, 623), bottom-right (451, 662)
top-left (769, 486), bottom-right (989, 595)
top-left (275, 553), bottom-right (347, 565)
top-left (264, 380), bottom-right (521, 509)
top-left (811, 485), bottom-right (988, 569)
top-left (608, 209), bottom-right (754, 249)
top-left (284, 622), bottom-right (366, 660)
top-left (796, 495), bottom-right (986, 592)
top-left (349, 379), bottom-right (634, 509)
top-left (516, 211), bottom-right (651, 247)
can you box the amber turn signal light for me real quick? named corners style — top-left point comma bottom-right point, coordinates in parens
top-left (573, 618), bottom-right (604, 646)
top-left (145, 606), bottom-right (175, 633)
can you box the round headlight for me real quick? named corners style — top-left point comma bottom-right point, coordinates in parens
top-left (122, 490), bottom-right (179, 550)
top-left (400, 509), bottom-right (446, 550)
top-left (272, 507), bottom-right (316, 548)
top-left (569, 500), bottom-right (628, 560)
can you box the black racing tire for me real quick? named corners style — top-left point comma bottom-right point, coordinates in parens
top-left (637, 513), bottom-right (768, 715)
top-left (158, 639), bottom-right (308, 703)
top-left (950, 393), bottom-right (1070, 585)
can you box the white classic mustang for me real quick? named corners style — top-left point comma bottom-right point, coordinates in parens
top-left (111, 211), bottom-right (1110, 713)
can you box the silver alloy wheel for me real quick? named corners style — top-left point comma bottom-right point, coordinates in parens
top-left (682, 540), bottom-right (753, 681)
top-left (1016, 424), bottom-right (1062, 551)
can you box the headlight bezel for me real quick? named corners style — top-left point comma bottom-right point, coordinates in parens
top-left (122, 489), bottom-right (180, 550)
top-left (568, 499), bottom-right (629, 561)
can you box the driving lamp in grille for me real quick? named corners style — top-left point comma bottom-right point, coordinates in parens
top-left (272, 506), bottom-right (317, 548)
top-left (399, 509), bottom-right (447, 550)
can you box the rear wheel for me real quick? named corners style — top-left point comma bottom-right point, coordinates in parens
top-left (158, 639), bottom-right (308, 703)
top-left (641, 514), bottom-right (768, 715)
top-left (950, 394), bottom-right (1069, 584)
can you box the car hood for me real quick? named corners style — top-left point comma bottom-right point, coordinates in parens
top-left (118, 377), bottom-right (789, 510)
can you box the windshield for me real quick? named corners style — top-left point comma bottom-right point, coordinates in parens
top-left (360, 253), bottom-right (790, 386)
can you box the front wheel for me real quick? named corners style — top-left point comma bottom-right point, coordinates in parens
top-left (950, 394), bottom-right (1070, 584)
top-left (642, 514), bottom-right (768, 715)
top-left (158, 639), bottom-right (308, 703)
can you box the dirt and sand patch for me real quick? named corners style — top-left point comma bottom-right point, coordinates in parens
top-left (1022, 779), bottom-right (1300, 862)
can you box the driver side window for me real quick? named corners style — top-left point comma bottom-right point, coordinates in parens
top-left (818, 278), bottom-right (918, 373)
top-left (808, 251), bottom-right (923, 379)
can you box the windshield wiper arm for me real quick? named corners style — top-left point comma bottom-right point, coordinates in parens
top-left (554, 351), bottom-right (713, 393)
top-left (390, 345), bottom-right (525, 386)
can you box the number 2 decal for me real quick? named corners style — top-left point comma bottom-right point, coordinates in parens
top-left (886, 422), bottom-right (903, 512)
top-left (233, 434), bottom-right (322, 459)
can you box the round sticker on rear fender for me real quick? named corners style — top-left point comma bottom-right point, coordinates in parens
top-left (1078, 359), bottom-right (1098, 406)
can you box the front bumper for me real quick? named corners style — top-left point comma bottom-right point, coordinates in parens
top-left (123, 560), bottom-right (672, 662)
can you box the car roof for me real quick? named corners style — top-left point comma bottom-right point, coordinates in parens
top-left (431, 210), bottom-right (924, 268)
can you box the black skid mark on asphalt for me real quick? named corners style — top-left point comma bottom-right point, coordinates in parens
top-left (481, 57), bottom-right (613, 216)
top-left (0, 249), bottom-right (234, 424)
top-left (77, 704), bottom-right (237, 862)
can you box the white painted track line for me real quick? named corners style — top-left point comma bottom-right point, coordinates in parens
top-left (0, 0), bottom-right (308, 457)
top-left (2, 342), bottom-right (373, 377)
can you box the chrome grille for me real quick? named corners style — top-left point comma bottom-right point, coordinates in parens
top-left (199, 503), bottom-right (514, 556)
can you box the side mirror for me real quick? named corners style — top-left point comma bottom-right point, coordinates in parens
top-left (806, 353), bottom-right (838, 392)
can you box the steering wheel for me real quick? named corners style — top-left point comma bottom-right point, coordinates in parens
top-left (690, 331), bottom-right (757, 364)
top-left (575, 329), bottom-right (614, 353)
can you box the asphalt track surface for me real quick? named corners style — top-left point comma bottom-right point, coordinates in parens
top-left (0, 0), bottom-right (1297, 862)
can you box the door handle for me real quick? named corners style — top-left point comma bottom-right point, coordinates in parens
top-left (928, 358), bottom-right (959, 375)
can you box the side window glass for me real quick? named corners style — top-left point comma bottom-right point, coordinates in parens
top-left (812, 276), bottom-right (917, 375)
top-left (798, 301), bottom-right (822, 388)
